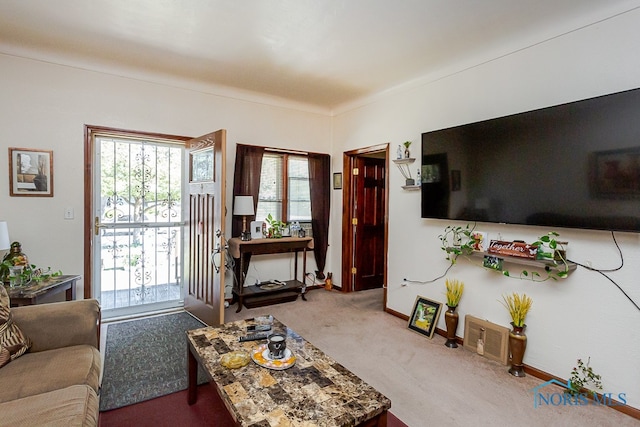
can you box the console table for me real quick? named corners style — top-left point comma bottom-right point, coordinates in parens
top-left (5, 275), bottom-right (80, 307)
top-left (228, 237), bottom-right (313, 312)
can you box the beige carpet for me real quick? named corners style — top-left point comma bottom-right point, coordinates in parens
top-left (225, 288), bottom-right (638, 427)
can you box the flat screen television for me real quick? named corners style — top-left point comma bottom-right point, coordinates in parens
top-left (421, 87), bottom-right (640, 233)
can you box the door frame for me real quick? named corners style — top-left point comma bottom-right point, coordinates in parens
top-left (83, 125), bottom-right (191, 300)
top-left (341, 144), bottom-right (389, 306)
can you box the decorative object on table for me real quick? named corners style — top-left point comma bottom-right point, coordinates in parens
top-left (251, 343), bottom-right (296, 370)
top-left (403, 141), bottom-right (412, 158)
top-left (250, 220), bottom-right (264, 240)
top-left (501, 292), bottom-right (533, 377)
top-left (396, 144), bottom-right (403, 160)
top-left (267, 332), bottom-right (287, 359)
top-left (566, 357), bottom-right (603, 397)
top-left (233, 195), bottom-right (255, 241)
top-left (0, 222), bottom-right (11, 284)
top-left (265, 213), bottom-right (286, 238)
top-left (220, 351), bottom-right (251, 369)
top-left (8, 147), bottom-right (54, 197)
top-left (1, 241), bottom-right (29, 285)
top-left (444, 278), bottom-right (464, 348)
top-left (408, 296), bottom-right (442, 339)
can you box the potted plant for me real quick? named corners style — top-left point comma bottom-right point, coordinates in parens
top-left (566, 357), bottom-right (603, 398)
top-left (265, 214), bottom-right (286, 238)
top-left (403, 141), bottom-right (412, 158)
top-left (501, 292), bottom-right (533, 377)
top-left (444, 278), bottom-right (464, 348)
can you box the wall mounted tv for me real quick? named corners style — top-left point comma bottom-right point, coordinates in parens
top-left (421, 87), bottom-right (640, 233)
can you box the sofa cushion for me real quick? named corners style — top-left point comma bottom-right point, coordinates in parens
top-left (0, 384), bottom-right (98, 427)
top-left (0, 344), bottom-right (101, 403)
top-left (0, 285), bottom-right (31, 368)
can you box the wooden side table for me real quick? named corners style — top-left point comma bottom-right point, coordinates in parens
top-left (6, 275), bottom-right (80, 307)
top-left (227, 237), bottom-right (313, 312)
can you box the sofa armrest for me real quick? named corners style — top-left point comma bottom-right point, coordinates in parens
top-left (11, 299), bottom-right (101, 353)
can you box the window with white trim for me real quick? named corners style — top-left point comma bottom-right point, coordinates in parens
top-left (255, 153), bottom-right (311, 223)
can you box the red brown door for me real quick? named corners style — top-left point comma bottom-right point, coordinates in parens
top-left (184, 130), bottom-right (226, 326)
top-left (353, 156), bottom-right (386, 291)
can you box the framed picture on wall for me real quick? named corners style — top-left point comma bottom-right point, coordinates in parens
top-left (9, 147), bottom-right (54, 197)
top-left (333, 172), bottom-right (342, 190)
top-left (408, 296), bottom-right (443, 339)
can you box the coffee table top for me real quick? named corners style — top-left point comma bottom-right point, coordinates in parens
top-left (187, 317), bottom-right (391, 427)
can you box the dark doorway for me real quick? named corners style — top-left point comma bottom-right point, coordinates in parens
top-left (341, 145), bottom-right (388, 301)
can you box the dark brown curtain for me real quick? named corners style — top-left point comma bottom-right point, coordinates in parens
top-left (231, 144), bottom-right (265, 238)
top-left (308, 153), bottom-right (331, 279)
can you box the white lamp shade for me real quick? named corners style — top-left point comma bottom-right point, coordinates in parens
top-left (0, 221), bottom-right (10, 251)
top-left (233, 196), bottom-right (255, 216)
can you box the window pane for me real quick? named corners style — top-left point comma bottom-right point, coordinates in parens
top-left (256, 154), bottom-right (283, 222)
top-left (288, 156), bottom-right (311, 221)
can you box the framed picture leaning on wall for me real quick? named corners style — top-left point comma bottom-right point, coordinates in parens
top-left (408, 296), bottom-right (443, 339)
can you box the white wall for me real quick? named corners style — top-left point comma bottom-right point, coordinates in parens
top-left (0, 54), bottom-right (331, 300)
top-left (333, 8), bottom-right (640, 409)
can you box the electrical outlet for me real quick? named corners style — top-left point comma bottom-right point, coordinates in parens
top-left (64, 207), bottom-right (74, 220)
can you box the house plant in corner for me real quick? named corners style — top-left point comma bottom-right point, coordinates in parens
top-left (444, 278), bottom-right (464, 348)
top-left (501, 292), bottom-right (533, 377)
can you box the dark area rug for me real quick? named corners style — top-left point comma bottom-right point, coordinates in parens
top-left (100, 311), bottom-right (208, 411)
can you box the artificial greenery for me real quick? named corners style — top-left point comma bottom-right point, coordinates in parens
top-left (503, 231), bottom-right (569, 281)
top-left (445, 278), bottom-right (464, 307)
top-left (566, 357), bottom-right (603, 397)
top-left (438, 223), bottom-right (477, 264)
top-left (439, 223), bottom-right (570, 282)
top-left (1, 261), bottom-right (62, 286)
top-left (500, 292), bottom-right (533, 327)
top-left (403, 141), bottom-right (412, 149)
top-left (265, 213), bottom-right (286, 238)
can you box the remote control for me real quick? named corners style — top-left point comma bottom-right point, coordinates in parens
top-left (238, 332), bottom-right (270, 342)
top-left (247, 324), bottom-right (272, 332)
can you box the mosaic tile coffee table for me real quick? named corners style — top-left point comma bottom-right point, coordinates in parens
top-left (187, 317), bottom-right (391, 426)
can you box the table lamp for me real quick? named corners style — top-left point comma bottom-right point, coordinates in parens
top-left (233, 196), bottom-right (255, 241)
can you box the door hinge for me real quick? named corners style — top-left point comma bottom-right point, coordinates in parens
top-left (352, 167), bottom-right (359, 175)
top-left (351, 267), bottom-right (357, 274)
top-left (351, 218), bottom-right (358, 225)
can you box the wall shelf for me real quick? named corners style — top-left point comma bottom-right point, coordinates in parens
top-left (469, 251), bottom-right (577, 274)
top-left (393, 158), bottom-right (420, 189)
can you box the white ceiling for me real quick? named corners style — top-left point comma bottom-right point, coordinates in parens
top-left (1, 0), bottom-right (639, 112)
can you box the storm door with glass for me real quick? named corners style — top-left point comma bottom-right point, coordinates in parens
top-left (93, 134), bottom-right (185, 318)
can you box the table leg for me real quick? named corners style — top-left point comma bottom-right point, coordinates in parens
top-left (187, 344), bottom-right (198, 405)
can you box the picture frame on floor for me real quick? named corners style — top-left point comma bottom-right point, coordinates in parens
top-left (408, 296), bottom-right (442, 339)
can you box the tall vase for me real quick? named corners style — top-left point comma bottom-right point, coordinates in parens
top-left (508, 323), bottom-right (527, 377)
top-left (444, 305), bottom-right (459, 348)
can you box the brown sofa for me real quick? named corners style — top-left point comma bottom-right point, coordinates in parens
top-left (0, 298), bottom-right (102, 426)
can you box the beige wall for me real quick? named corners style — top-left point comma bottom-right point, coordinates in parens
top-left (0, 54), bottom-right (331, 300)
top-left (333, 7), bottom-right (640, 410)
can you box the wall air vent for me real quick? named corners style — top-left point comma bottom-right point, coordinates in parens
top-left (463, 315), bottom-right (510, 365)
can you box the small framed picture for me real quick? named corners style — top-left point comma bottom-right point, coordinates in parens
top-left (408, 296), bottom-right (443, 339)
top-left (9, 147), bottom-right (54, 197)
top-left (483, 255), bottom-right (504, 271)
top-left (333, 172), bottom-right (342, 190)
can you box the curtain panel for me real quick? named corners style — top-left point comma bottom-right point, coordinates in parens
top-left (308, 153), bottom-right (331, 279)
top-left (231, 144), bottom-right (265, 238)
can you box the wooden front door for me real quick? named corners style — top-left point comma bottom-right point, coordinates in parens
top-left (184, 130), bottom-right (226, 326)
top-left (353, 156), bottom-right (386, 291)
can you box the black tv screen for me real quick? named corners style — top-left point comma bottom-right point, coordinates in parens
top-left (421, 87), bottom-right (640, 233)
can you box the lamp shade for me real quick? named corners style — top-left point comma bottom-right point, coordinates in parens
top-left (0, 221), bottom-right (10, 251)
top-left (233, 196), bottom-right (255, 216)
